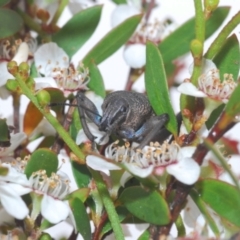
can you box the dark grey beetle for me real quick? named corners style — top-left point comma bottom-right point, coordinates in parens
top-left (76, 91), bottom-right (171, 149)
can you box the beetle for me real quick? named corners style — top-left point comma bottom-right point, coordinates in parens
top-left (76, 90), bottom-right (171, 149)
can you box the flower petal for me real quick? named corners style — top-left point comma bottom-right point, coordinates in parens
top-left (41, 194), bottom-right (69, 224)
top-left (124, 163), bottom-right (153, 178)
top-left (120, 171), bottom-right (132, 187)
top-left (111, 4), bottom-right (140, 27)
top-left (86, 155), bottom-right (121, 172)
top-left (34, 77), bottom-right (58, 90)
top-left (166, 157), bottom-right (200, 185)
top-left (177, 82), bottom-right (207, 97)
top-left (0, 62), bottom-right (13, 87)
top-left (123, 44), bottom-right (146, 69)
top-left (12, 42), bottom-right (29, 64)
top-left (0, 185), bottom-right (29, 219)
top-left (34, 42), bottom-right (69, 75)
top-left (76, 123), bottom-right (108, 145)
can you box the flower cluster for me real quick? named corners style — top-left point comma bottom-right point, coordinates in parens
top-left (87, 140), bottom-right (200, 185)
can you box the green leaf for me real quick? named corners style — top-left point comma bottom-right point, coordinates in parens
top-left (138, 230), bottom-right (150, 240)
top-left (71, 161), bottom-right (91, 188)
top-left (69, 198), bottom-right (91, 240)
top-left (203, 138), bottom-right (240, 191)
top-left (205, 103), bottom-right (224, 130)
top-left (65, 188), bottom-right (90, 202)
top-left (101, 206), bottom-right (129, 237)
top-left (0, 0), bottom-right (10, 7)
top-left (214, 34), bottom-right (240, 81)
top-left (52, 5), bottom-right (102, 58)
top-left (111, 0), bottom-right (127, 4)
top-left (0, 9), bottom-right (23, 39)
top-left (88, 61), bottom-right (106, 98)
top-left (159, 7), bottom-right (230, 63)
top-left (196, 179), bottom-right (240, 227)
top-left (225, 84), bottom-right (240, 118)
top-left (25, 149), bottom-right (58, 178)
top-left (82, 14), bottom-right (142, 65)
top-left (119, 186), bottom-right (170, 225)
top-left (0, 118), bottom-right (10, 147)
top-left (145, 41), bottom-right (178, 136)
top-left (190, 188), bottom-right (221, 236)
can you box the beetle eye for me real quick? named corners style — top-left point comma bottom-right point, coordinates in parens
top-left (121, 106), bottom-right (127, 113)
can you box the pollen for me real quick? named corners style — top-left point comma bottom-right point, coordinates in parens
top-left (198, 69), bottom-right (237, 101)
top-left (106, 140), bottom-right (180, 169)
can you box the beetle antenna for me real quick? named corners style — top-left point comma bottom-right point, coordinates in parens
top-left (49, 102), bottom-right (102, 118)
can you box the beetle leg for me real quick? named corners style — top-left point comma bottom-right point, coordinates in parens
top-left (135, 114), bottom-right (169, 149)
top-left (76, 91), bottom-right (102, 149)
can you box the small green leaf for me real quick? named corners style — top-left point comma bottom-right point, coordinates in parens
top-left (25, 149), bottom-right (58, 178)
top-left (82, 14), bottom-right (142, 65)
top-left (71, 161), bottom-right (91, 188)
top-left (214, 34), bottom-right (240, 81)
top-left (0, 118), bottom-right (10, 147)
top-left (0, 9), bottom-right (23, 39)
top-left (159, 7), bottom-right (230, 63)
top-left (52, 5), bottom-right (102, 58)
top-left (205, 103), bottom-right (224, 130)
top-left (225, 84), bottom-right (240, 118)
top-left (88, 61), bottom-right (106, 98)
top-left (196, 179), bottom-right (240, 227)
top-left (145, 41), bottom-right (178, 136)
top-left (112, 0), bottom-right (127, 4)
top-left (65, 188), bottom-right (90, 202)
top-left (190, 188), bottom-right (221, 236)
top-left (0, 0), bottom-right (10, 7)
top-left (69, 198), bottom-right (91, 240)
top-left (119, 186), bottom-right (170, 225)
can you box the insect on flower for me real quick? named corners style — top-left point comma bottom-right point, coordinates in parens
top-left (51, 91), bottom-right (173, 149)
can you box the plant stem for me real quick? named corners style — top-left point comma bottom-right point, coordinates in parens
top-left (191, 0), bottom-right (205, 85)
top-left (90, 169), bottom-right (124, 240)
top-left (205, 11), bottom-right (240, 59)
top-left (16, 8), bottom-right (49, 40)
top-left (50, 0), bottom-right (69, 26)
top-left (15, 76), bottom-right (85, 161)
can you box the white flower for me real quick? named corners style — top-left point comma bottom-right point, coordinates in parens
top-left (0, 42), bottom-right (29, 99)
top-left (29, 170), bottom-right (71, 224)
top-left (34, 42), bottom-right (89, 96)
top-left (0, 163), bottom-right (31, 219)
top-left (111, 4), bottom-right (141, 28)
top-left (87, 141), bottom-right (200, 185)
top-left (178, 60), bottom-right (237, 104)
top-left (76, 92), bottom-right (109, 145)
top-left (68, 0), bottom-right (95, 15)
top-left (123, 19), bottom-right (175, 68)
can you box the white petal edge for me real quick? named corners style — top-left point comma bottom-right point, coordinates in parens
top-left (86, 155), bottom-right (121, 171)
top-left (12, 42), bottom-right (29, 64)
top-left (120, 171), bottom-right (132, 187)
top-left (166, 157), bottom-right (200, 185)
top-left (124, 163), bottom-right (153, 178)
top-left (34, 77), bottom-right (58, 90)
top-left (177, 82), bottom-right (207, 97)
top-left (111, 4), bottom-right (140, 28)
top-left (41, 195), bottom-right (69, 224)
top-left (0, 187), bottom-right (29, 219)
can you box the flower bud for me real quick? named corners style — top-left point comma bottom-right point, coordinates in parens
top-left (190, 39), bottom-right (203, 59)
top-left (204, 0), bottom-right (219, 12)
top-left (6, 79), bottom-right (19, 92)
top-left (36, 8), bottom-right (50, 23)
top-left (19, 62), bottom-right (30, 72)
top-left (36, 90), bottom-right (51, 107)
top-left (7, 61), bottom-right (18, 76)
top-left (39, 233), bottom-right (52, 240)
